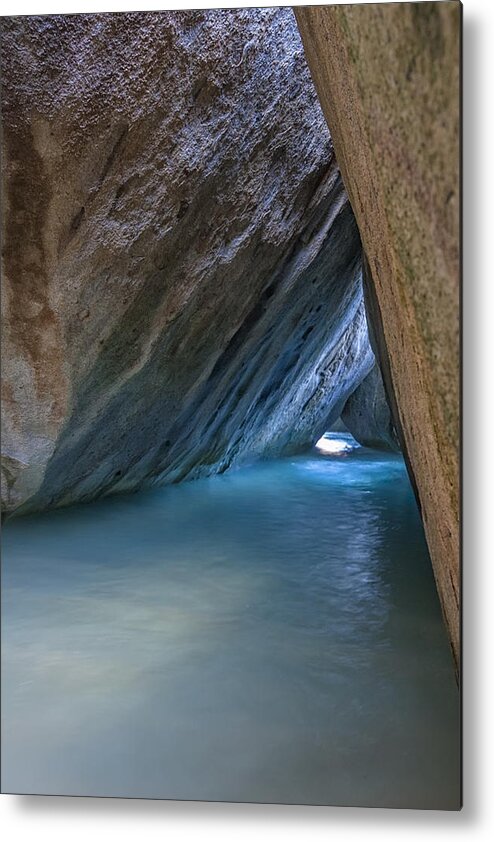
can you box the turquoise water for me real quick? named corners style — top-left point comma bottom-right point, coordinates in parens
top-left (1, 435), bottom-right (460, 807)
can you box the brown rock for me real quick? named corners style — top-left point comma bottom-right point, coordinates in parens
top-left (295, 1), bottom-right (460, 668)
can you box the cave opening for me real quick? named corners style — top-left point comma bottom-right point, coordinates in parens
top-left (315, 430), bottom-right (359, 455)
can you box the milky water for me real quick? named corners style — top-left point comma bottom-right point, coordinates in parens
top-left (1, 435), bottom-right (460, 808)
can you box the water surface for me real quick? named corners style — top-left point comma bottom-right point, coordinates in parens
top-left (1, 436), bottom-right (460, 807)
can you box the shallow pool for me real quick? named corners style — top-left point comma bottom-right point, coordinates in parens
top-left (1, 435), bottom-right (460, 807)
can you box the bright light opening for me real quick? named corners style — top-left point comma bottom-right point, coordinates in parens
top-left (315, 432), bottom-right (359, 455)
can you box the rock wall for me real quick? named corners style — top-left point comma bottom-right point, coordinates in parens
top-left (295, 2), bottom-right (460, 668)
top-left (341, 363), bottom-right (399, 453)
top-left (1, 8), bottom-right (374, 516)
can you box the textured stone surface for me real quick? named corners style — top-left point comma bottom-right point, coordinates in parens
top-left (295, 1), bottom-right (460, 667)
top-left (1, 8), bottom-right (374, 515)
top-left (341, 363), bottom-right (399, 452)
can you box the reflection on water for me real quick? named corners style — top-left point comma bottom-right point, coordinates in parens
top-left (1, 436), bottom-right (460, 807)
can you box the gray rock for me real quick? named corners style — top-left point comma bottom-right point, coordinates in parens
top-left (1, 8), bottom-right (373, 515)
top-left (341, 363), bottom-right (400, 452)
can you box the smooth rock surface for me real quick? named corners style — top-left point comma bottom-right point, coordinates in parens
top-left (341, 363), bottom-right (399, 452)
top-left (1, 8), bottom-right (374, 515)
top-left (295, 2), bottom-right (460, 667)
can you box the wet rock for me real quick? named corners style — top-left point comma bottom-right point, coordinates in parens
top-left (1, 8), bottom-right (373, 515)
